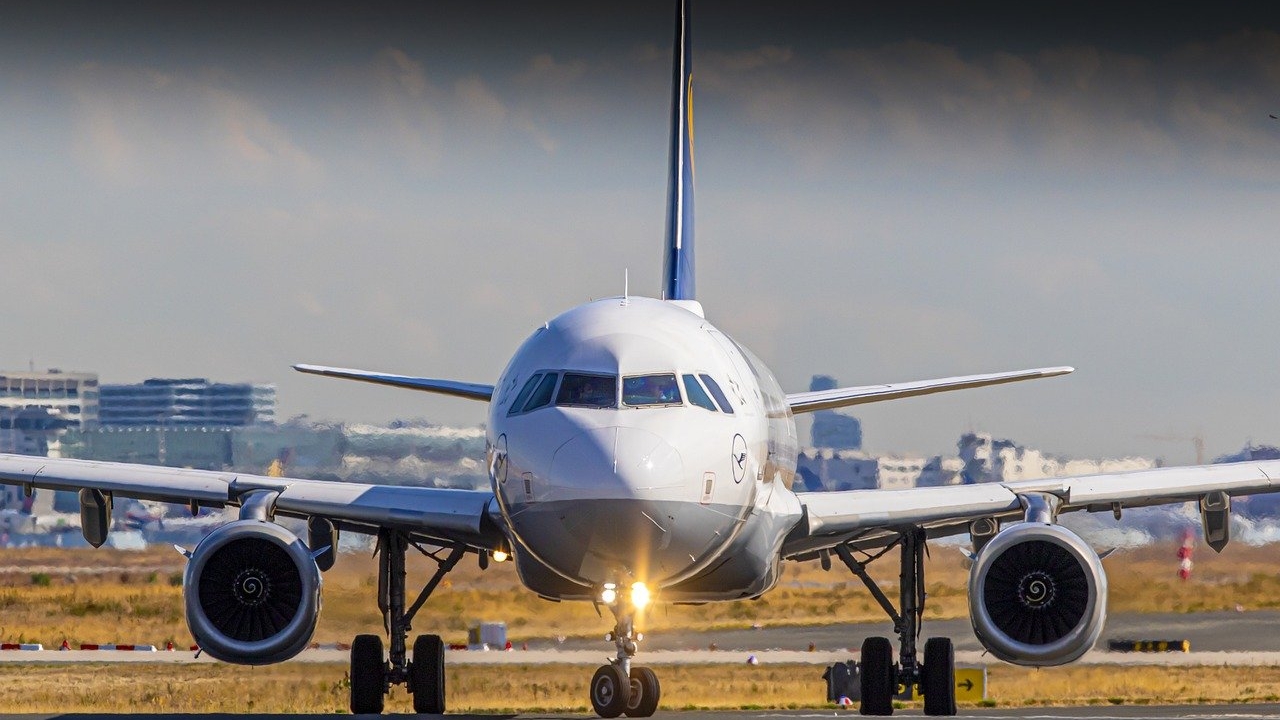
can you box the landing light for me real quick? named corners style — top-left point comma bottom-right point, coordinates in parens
top-left (631, 582), bottom-right (650, 609)
top-left (492, 550), bottom-right (509, 563)
top-left (600, 583), bottom-right (618, 605)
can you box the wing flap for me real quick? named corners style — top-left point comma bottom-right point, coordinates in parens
top-left (293, 364), bottom-right (493, 402)
top-left (786, 366), bottom-right (1073, 414)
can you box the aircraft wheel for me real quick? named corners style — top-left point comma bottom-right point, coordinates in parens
top-left (922, 637), bottom-right (957, 716)
top-left (411, 634), bottom-right (446, 714)
top-left (590, 663), bottom-right (630, 718)
top-left (859, 636), bottom-right (895, 716)
top-left (350, 634), bottom-right (385, 715)
top-left (624, 666), bottom-right (661, 717)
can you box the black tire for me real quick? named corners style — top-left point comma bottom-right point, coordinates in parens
top-left (922, 637), bottom-right (957, 716)
top-left (624, 666), bottom-right (661, 717)
top-left (350, 634), bottom-right (385, 715)
top-left (411, 634), bottom-right (446, 714)
top-left (590, 664), bottom-right (630, 718)
top-left (859, 636), bottom-right (895, 716)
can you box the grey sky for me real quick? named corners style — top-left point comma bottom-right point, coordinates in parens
top-left (2, 2), bottom-right (1279, 465)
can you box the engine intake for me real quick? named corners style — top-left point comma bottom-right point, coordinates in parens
top-left (968, 522), bottom-right (1106, 665)
top-left (184, 520), bottom-right (321, 665)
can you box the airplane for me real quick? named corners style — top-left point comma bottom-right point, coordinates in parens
top-left (2, 1), bottom-right (1279, 717)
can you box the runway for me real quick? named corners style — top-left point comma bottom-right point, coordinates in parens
top-left (4, 706), bottom-right (1280, 719)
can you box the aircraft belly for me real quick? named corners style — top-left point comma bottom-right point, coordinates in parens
top-left (508, 498), bottom-right (741, 594)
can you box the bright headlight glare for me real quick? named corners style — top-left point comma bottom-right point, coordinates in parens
top-left (631, 582), bottom-right (650, 609)
top-left (492, 550), bottom-right (508, 563)
top-left (600, 583), bottom-right (618, 605)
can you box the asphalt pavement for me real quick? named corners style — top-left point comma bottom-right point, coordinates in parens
top-left (524, 610), bottom-right (1280, 654)
top-left (6, 706), bottom-right (1280, 719)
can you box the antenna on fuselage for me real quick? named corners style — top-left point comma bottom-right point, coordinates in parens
top-left (623, 268), bottom-right (630, 305)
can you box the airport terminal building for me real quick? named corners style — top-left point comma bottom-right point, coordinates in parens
top-left (0, 369), bottom-right (99, 429)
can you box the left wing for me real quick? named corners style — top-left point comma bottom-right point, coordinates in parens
top-left (786, 366), bottom-right (1073, 414)
top-left (0, 453), bottom-right (501, 547)
top-left (785, 459), bottom-right (1280, 557)
top-left (293, 364), bottom-right (494, 402)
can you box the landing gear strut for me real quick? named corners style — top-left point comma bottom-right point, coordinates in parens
top-left (350, 529), bottom-right (465, 715)
top-left (590, 598), bottom-right (661, 717)
top-left (835, 528), bottom-right (956, 716)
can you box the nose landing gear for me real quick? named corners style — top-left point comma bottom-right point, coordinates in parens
top-left (590, 595), bottom-right (661, 717)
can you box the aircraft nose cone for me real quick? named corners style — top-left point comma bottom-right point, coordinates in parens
top-left (549, 426), bottom-right (684, 493)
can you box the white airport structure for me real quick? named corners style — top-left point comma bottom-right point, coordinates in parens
top-left (0, 369), bottom-right (99, 429)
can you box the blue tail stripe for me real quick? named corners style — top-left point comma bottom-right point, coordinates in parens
top-left (663, 0), bottom-right (696, 301)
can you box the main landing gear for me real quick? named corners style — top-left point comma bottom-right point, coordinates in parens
top-left (589, 598), bottom-right (661, 717)
top-left (833, 528), bottom-right (956, 716)
top-left (350, 529), bottom-right (465, 715)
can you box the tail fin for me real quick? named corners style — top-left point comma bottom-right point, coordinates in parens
top-left (662, 0), bottom-right (696, 301)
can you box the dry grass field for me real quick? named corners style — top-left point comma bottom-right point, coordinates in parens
top-left (2, 662), bottom-right (1280, 713)
top-left (1, 540), bottom-right (1278, 649)
top-left (0, 542), bottom-right (1278, 711)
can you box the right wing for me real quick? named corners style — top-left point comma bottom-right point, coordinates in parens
top-left (785, 459), bottom-right (1280, 557)
top-left (786, 366), bottom-right (1073, 414)
top-left (293, 364), bottom-right (494, 402)
top-left (0, 453), bottom-right (502, 547)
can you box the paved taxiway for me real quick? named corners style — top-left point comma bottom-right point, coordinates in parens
top-left (2, 611), bottom-right (1275, 665)
top-left (532, 611), bottom-right (1280, 654)
top-left (6, 706), bottom-right (1280, 719)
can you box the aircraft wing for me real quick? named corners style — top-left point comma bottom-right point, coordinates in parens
top-left (784, 459), bottom-right (1280, 557)
top-left (786, 366), bottom-right (1074, 414)
top-left (0, 453), bottom-right (501, 547)
top-left (293, 364), bottom-right (494, 402)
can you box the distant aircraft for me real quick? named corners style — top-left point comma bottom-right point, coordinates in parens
top-left (3, 1), bottom-right (1279, 717)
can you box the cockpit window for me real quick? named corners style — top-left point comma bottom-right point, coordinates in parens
top-left (556, 373), bottom-right (617, 408)
top-left (507, 373), bottom-right (543, 415)
top-left (682, 374), bottom-right (718, 412)
top-left (699, 374), bottom-right (735, 414)
top-left (521, 373), bottom-right (559, 412)
top-left (623, 373), bottom-right (682, 407)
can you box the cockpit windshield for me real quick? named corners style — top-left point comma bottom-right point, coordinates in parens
top-left (556, 373), bottom-right (617, 408)
top-left (623, 373), bottom-right (682, 407)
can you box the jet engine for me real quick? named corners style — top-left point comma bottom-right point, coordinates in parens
top-left (968, 522), bottom-right (1106, 665)
top-left (183, 519), bottom-right (322, 665)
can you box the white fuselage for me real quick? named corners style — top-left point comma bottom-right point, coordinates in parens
top-left (486, 296), bottom-right (803, 603)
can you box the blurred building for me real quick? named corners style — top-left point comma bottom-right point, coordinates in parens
top-left (64, 426), bottom-right (235, 470)
top-left (0, 369), bottom-right (99, 428)
top-left (958, 431), bottom-right (1156, 483)
top-left (99, 378), bottom-right (275, 427)
top-left (796, 449), bottom-right (963, 491)
top-left (808, 375), bottom-right (862, 450)
top-left (0, 406), bottom-right (78, 523)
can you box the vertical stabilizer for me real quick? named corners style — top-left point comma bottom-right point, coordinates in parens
top-left (662, 0), bottom-right (696, 301)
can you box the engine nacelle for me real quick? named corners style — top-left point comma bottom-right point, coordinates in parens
top-left (968, 522), bottom-right (1106, 666)
top-left (183, 520), bottom-right (322, 665)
